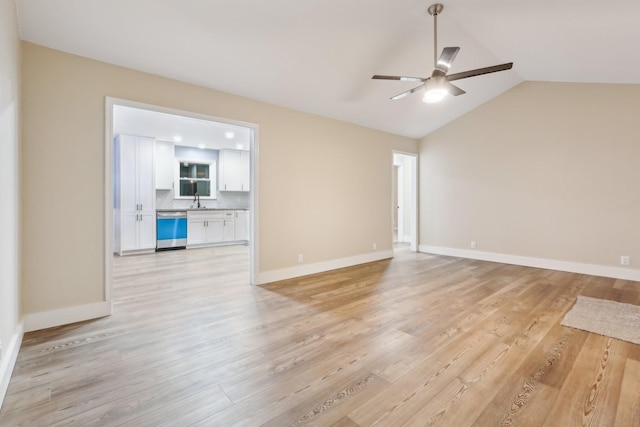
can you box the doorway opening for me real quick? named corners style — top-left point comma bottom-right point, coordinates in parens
top-left (104, 97), bottom-right (259, 301)
top-left (392, 152), bottom-right (417, 252)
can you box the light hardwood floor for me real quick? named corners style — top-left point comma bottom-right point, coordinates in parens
top-left (2, 245), bottom-right (639, 426)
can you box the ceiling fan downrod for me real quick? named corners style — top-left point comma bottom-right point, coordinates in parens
top-left (427, 4), bottom-right (444, 69)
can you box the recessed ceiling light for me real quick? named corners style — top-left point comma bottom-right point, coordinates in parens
top-left (198, 144), bottom-right (206, 149)
top-left (235, 143), bottom-right (243, 150)
top-left (225, 131), bottom-right (235, 139)
top-left (173, 135), bottom-right (182, 142)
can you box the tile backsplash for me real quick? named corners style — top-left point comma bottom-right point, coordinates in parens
top-left (156, 189), bottom-right (249, 210)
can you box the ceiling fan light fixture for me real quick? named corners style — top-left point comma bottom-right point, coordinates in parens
top-left (423, 88), bottom-right (447, 103)
top-left (423, 77), bottom-right (448, 103)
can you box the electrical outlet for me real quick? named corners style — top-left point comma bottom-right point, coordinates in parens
top-left (621, 256), bottom-right (630, 266)
top-left (298, 253), bottom-right (304, 263)
top-left (373, 243), bottom-right (377, 251)
top-left (470, 241), bottom-right (477, 250)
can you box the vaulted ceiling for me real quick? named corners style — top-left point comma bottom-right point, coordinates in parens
top-left (15, 0), bottom-right (640, 138)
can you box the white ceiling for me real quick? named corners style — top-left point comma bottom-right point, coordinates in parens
top-left (15, 0), bottom-right (640, 139)
top-left (113, 105), bottom-right (252, 150)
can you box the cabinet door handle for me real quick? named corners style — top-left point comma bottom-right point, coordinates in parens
top-left (140, 204), bottom-right (143, 210)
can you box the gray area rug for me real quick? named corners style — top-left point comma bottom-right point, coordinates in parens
top-left (561, 295), bottom-right (640, 345)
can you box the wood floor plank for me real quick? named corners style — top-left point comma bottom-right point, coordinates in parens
top-left (543, 334), bottom-right (628, 427)
top-left (405, 279), bottom-right (579, 426)
top-left (260, 371), bottom-right (390, 427)
top-left (473, 328), bottom-right (575, 427)
top-left (614, 358), bottom-right (640, 426)
top-left (1, 245), bottom-right (639, 426)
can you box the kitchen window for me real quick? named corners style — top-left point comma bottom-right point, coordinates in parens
top-left (175, 160), bottom-right (216, 198)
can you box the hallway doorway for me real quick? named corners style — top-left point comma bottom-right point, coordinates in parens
top-left (393, 152), bottom-right (417, 252)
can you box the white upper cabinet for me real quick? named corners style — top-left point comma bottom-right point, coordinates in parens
top-left (155, 140), bottom-right (174, 190)
top-left (240, 150), bottom-right (250, 191)
top-left (219, 149), bottom-right (250, 192)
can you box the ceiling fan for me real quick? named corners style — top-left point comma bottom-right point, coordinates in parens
top-left (372, 3), bottom-right (513, 103)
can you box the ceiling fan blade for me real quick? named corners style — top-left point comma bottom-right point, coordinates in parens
top-left (390, 83), bottom-right (426, 100)
top-left (433, 47), bottom-right (460, 76)
top-left (372, 75), bottom-right (426, 82)
top-left (446, 62), bottom-right (513, 82)
top-left (445, 81), bottom-right (465, 96)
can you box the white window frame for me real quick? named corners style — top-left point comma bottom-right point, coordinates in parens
top-left (174, 158), bottom-right (217, 199)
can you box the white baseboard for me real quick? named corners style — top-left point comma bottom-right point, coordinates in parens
top-left (419, 245), bottom-right (640, 282)
top-left (0, 322), bottom-right (23, 411)
top-left (24, 301), bottom-right (112, 333)
top-left (255, 250), bottom-right (394, 285)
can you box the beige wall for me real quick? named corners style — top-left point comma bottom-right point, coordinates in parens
top-left (21, 42), bottom-right (417, 316)
top-left (0, 0), bottom-right (21, 374)
top-left (420, 81), bottom-right (640, 271)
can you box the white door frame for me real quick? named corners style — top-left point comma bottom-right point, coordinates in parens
top-left (392, 151), bottom-right (418, 252)
top-left (104, 97), bottom-right (259, 300)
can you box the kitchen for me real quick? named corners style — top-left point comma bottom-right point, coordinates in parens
top-left (112, 104), bottom-right (253, 257)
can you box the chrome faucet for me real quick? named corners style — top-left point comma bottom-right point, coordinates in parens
top-left (193, 192), bottom-right (200, 208)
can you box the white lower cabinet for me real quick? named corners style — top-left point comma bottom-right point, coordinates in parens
top-left (222, 211), bottom-right (235, 241)
top-left (187, 210), bottom-right (248, 248)
top-left (186, 218), bottom-right (207, 246)
top-left (187, 211), bottom-right (223, 247)
top-left (121, 212), bottom-right (156, 251)
top-left (234, 210), bottom-right (249, 241)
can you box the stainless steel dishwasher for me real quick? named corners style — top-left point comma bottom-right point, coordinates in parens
top-left (156, 210), bottom-right (188, 250)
